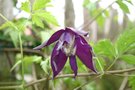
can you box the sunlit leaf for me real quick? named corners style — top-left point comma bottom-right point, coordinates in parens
top-left (32, 15), bottom-right (44, 28)
top-left (34, 11), bottom-right (58, 26)
top-left (21, 1), bottom-right (30, 13)
top-left (32, 0), bottom-right (51, 11)
top-left (116, 0), bottom-right (130, 13)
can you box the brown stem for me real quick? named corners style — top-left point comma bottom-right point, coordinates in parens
top-left (3, 48), bottom-right (45, 58)
top-left (25, 68), bottom-right (135, 88)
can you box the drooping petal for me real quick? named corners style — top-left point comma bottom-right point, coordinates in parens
top-left (69, 55), bottom-right (78, 77)
top-left (51, 43), bottom-right (68, 78)
top-left (33, 29), bottom-right (65, 50)
top-left (75, 36), bottom-right (96, 72)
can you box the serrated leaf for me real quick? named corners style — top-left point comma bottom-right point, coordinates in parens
top-left (115, 28), bottom-right (135, 55)
top-left (117, 1), bottom-right (129, 13)
top-left (120, 54), bottom-right (135, 64)
top-left (21, 1), bottom-right (30, 13)
top-left (32, 15), bottom-right (44, 28)
top-left (93, 39), bottom-right (116, 59)
top-left (32, 0), bottom-right (51, 11)
top-left (34, 11), bottom-right (58, 26)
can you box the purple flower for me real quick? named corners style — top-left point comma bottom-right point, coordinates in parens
top-left (34, 27), bottom-right (96, 78)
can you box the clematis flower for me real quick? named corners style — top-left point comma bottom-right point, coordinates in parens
top-left (34, 27), bottom-right (96, 78)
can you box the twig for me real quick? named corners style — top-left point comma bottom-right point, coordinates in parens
top-left (25, 68), bottom-right (135, 88)
top-left (73, 74), bottom-right (102, 90)
top-left (0, 85), bottom-right (22, 89)
top-left (78, 0), bottom-right (116, 30)
top-left (32, 64), bottom-right (38, 90)
top-left (119, 73), bottom-right (128, 90)
top-left (2, 48), bottom-right (45, 58)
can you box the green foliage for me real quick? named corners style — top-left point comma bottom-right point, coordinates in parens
top-left (115, 28), bottom-right (135, 56)
top-left (93, 39), bottom-right (116, 59)
top-left (21, 1), bottom-right (31, 13)
top-left (120, 54), bottom-right (135, 64)
top-left (40, 57), bottom-right (50, 74)
top-left (95, 57), bottom-right (106, 71)
top-left (32, 14), bottom-right (44, 28)
top-left (116, 0), bottom-right (129, 13)
top-left (32, 0), bottom-right (51, 11)
top-left (129, 76), bottom-right (135, 90)
top-left (11, 55), bottom-right (42, 71)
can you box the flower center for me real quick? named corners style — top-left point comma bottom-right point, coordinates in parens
top-left (63, 36), bottom-right (76, 56)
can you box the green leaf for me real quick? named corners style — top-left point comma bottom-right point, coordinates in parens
top-left (32, 0), bottom-right (51, 11)
top-left (129, 76), bottom-right (135, 90)
top-left (93, 39), bottom-right (116, 59)
top-left (21, 1), bottom-right (31, 13)
top-left (11, 55), bottom-right (42, 71)
top-left (40, 31), bottom-right (51, 43)
top-left (15, 18), bottom-right (29, 31)
top-left (0, 21), bottom-right (16, 30)
top-left (97, 15), bottom-right (105, 27)
top-left (116, 0), bottom-right (129, 13)
top-left (9, 30), bottom-right (19, 47)
top-left (95, 57), bottom-right (106, 72)
top-left (40, 57), bottom-right (50, 74)
top-left (32, 15), bottom-right (44, 28)
top-left (34, 11), bottom-right (58, 26)
top-left (23, 55), bottom-right (42, 66)
top-left (115, 28), bottom-right (135, 55)
top-left (120, 54), bottom-right (135, 64)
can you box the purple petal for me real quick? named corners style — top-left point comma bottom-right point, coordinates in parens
top-left (75, 37), bottom-right (96, 72)
top-left (51, 43), bottom-right (68, 78)
top-left (65, 27), bottom-right (89, 37)
top-left (33, 29), bottom-right (65, 50)
top-left (69, 55), bottom-right (78, 77)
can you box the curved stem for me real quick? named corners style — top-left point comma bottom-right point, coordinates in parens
top-left (106, 56), bottom-right (118, 70)
top-left (19, 33), bottom-right (25, 88)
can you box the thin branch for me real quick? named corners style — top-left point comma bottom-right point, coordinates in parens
top-left (119, 73), bottom-right (128, 90)
top-left (0, 85), bottom-right (22, 89)
top-left (78, 0), bottom-right (116, 30)
top-left (25, 68), bottom-right (135, 88)
top-left (2, 48), bottom-right (45, 58)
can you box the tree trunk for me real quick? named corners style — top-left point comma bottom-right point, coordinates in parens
top-left (65, 0), bottom-right (75, 27)
top-left (0, 0), bottom-right (13, 25)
